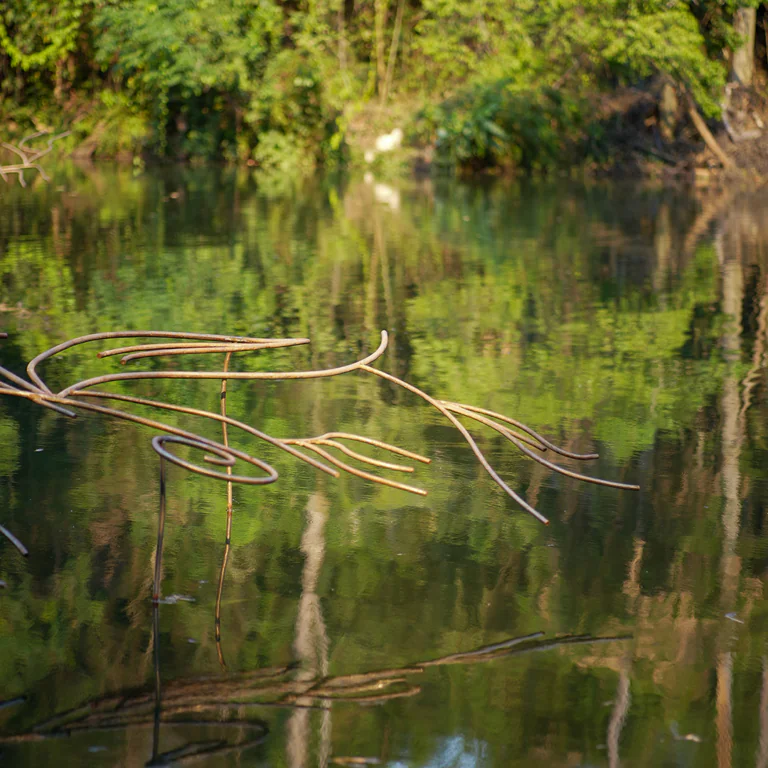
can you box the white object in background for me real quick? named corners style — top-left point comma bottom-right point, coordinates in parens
top-left (373, 182), bottom-right (400, 211)
top-left (374, 128), bottom-right (403, 153)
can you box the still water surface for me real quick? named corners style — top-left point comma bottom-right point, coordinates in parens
top-left (1, 166), bottom-right (768, 766)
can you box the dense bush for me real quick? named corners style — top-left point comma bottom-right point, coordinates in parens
top-left (416, 84), bottom-right (587, 172)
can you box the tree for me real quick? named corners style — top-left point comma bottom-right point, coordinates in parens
top-left (731, 5), bottom-right (757, 85)
top-left (94, 0), bottom-right (282, 154)
top-left (0, 0), bottom-right (92, 102)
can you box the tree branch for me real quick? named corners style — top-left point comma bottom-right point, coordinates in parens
top-left (686, 95), bottom-right (735, 170)
top-left (0, 130), bottom-right (70, 187)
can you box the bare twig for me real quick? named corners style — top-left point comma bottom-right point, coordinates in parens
top-left (0, 130), bottom-right (71, 187)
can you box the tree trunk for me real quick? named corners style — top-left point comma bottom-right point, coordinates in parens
top-left (686, 95), bottom-right (735, 169)
top-left (382, 0), bottom-right (405, 104)
top-left (731, 6), bottom-right (756, 86)
top-left (374, 0), bottom-right (389, 102)
top-left (67, 52), bottom-right (76, 93)
top-left (286, 492), bottom-right (331, 768)
top-left (337, 0), bottom-right (347, 72)
top-left (54, 58), bottom-right (64, 103)
top-left (715, 224), bottom-right (744, 768)
top-left (658, 79), bottom-right (679, 142)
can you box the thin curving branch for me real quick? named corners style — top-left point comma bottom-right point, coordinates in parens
top-left (360, 363), bottom-right (552, 524)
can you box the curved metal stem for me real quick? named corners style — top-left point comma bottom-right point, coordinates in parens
top-left (28, 331), bottom-right (281, 393)
top-left (443, 403), bottom-right (639, 490)
top-left (71, 390), bottom-right (337, 477)
top-left (299, 443), bottom-right (427, 496)
top-left (443, 402), bottom-right (547, 453)
top-left (56, 331), bottom-right (389, 397)
top-left (119, 339), bottom-right (308, 364)
top-left (360, 364), bottom-right (550, 524)
top-left (1, 328), bottom-right (639, 529)
top-left (311, 439), bottom-right (415, 473)
top-left (0, 524), bottom-right (28, 557)
top-left (440, 401), bottom-right (599, 460)
top-left (315, 433), bottom-right (431, 464)
top-left (97, 340), bottom-right (306, 359)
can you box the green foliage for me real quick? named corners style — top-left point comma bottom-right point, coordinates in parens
top-left (252, 130), bottom-right (316, 176)
top-left (0, 0), bottom-right (90, 73)
top-left (413, 0), bottom-right (731, 170)
top-left (412, 0), bottom-right (533, 93)
top-left (247, 48), bottom-right (346, 173)
top-left (598, 1), bottom-right (727, 117)
top-left (689, 0), bottom-right (763, 58)
top-left (93, 0), bottom-right (282, 155)
top-left (77, 91), bottom-right (151, 156)
top-left (0, 0), bottom-right (760, 167)
top-left (420, 83), bottom-right (587, 172)
top-left (249, 51), bottom-right (327, 139)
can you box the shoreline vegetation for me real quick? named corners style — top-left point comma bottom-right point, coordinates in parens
top-left (1, 1), bottom-right (768, 182)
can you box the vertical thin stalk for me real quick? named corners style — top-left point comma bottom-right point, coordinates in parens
top-left (151, 603), bottom-right (162, 764)
top-left (215, 540), bottom-right (231, 671)
top-left (153, 457), bottom-right (167, 602)
top-left (221, 351), bottom-right (234, 538)
top-left (216, 351), bottom-right (234, 669)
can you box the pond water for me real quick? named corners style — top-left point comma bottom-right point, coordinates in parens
top-left (1, 166), bottom-right (768, 767)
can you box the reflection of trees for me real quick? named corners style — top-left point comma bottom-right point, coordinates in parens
top-left (2, 374), bottom-right (632, 762)
top-left (5, 171), bottom-right (768, 764)
top-left (562, 188), bottom-right (768, 766)
top-left (715, 215), bottom-right (744, 768)
top-left (288, 492), bottom-right (331, 768)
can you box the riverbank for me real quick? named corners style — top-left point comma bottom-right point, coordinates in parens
top-left (585, 82), bottom-right (768, 183)
top-left (3, 0), bottom-right (768, 187)
top-left (2, 82), bottom-right (768, 188)
top-left (347, 82), bottom-right (768, 185)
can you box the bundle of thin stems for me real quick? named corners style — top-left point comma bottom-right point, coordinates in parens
top-left (1, 329), bottom-right (639, 558)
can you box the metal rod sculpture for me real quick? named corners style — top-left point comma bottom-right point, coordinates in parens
top-left (0, 329), bottom-right (639, 556)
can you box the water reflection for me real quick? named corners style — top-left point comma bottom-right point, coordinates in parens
top-left (288, 492), bottom-right (331, 768)
top-left (1, 463), bottom-right (627, 765)
top-left (2, 168), bottom-right (768, 765)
